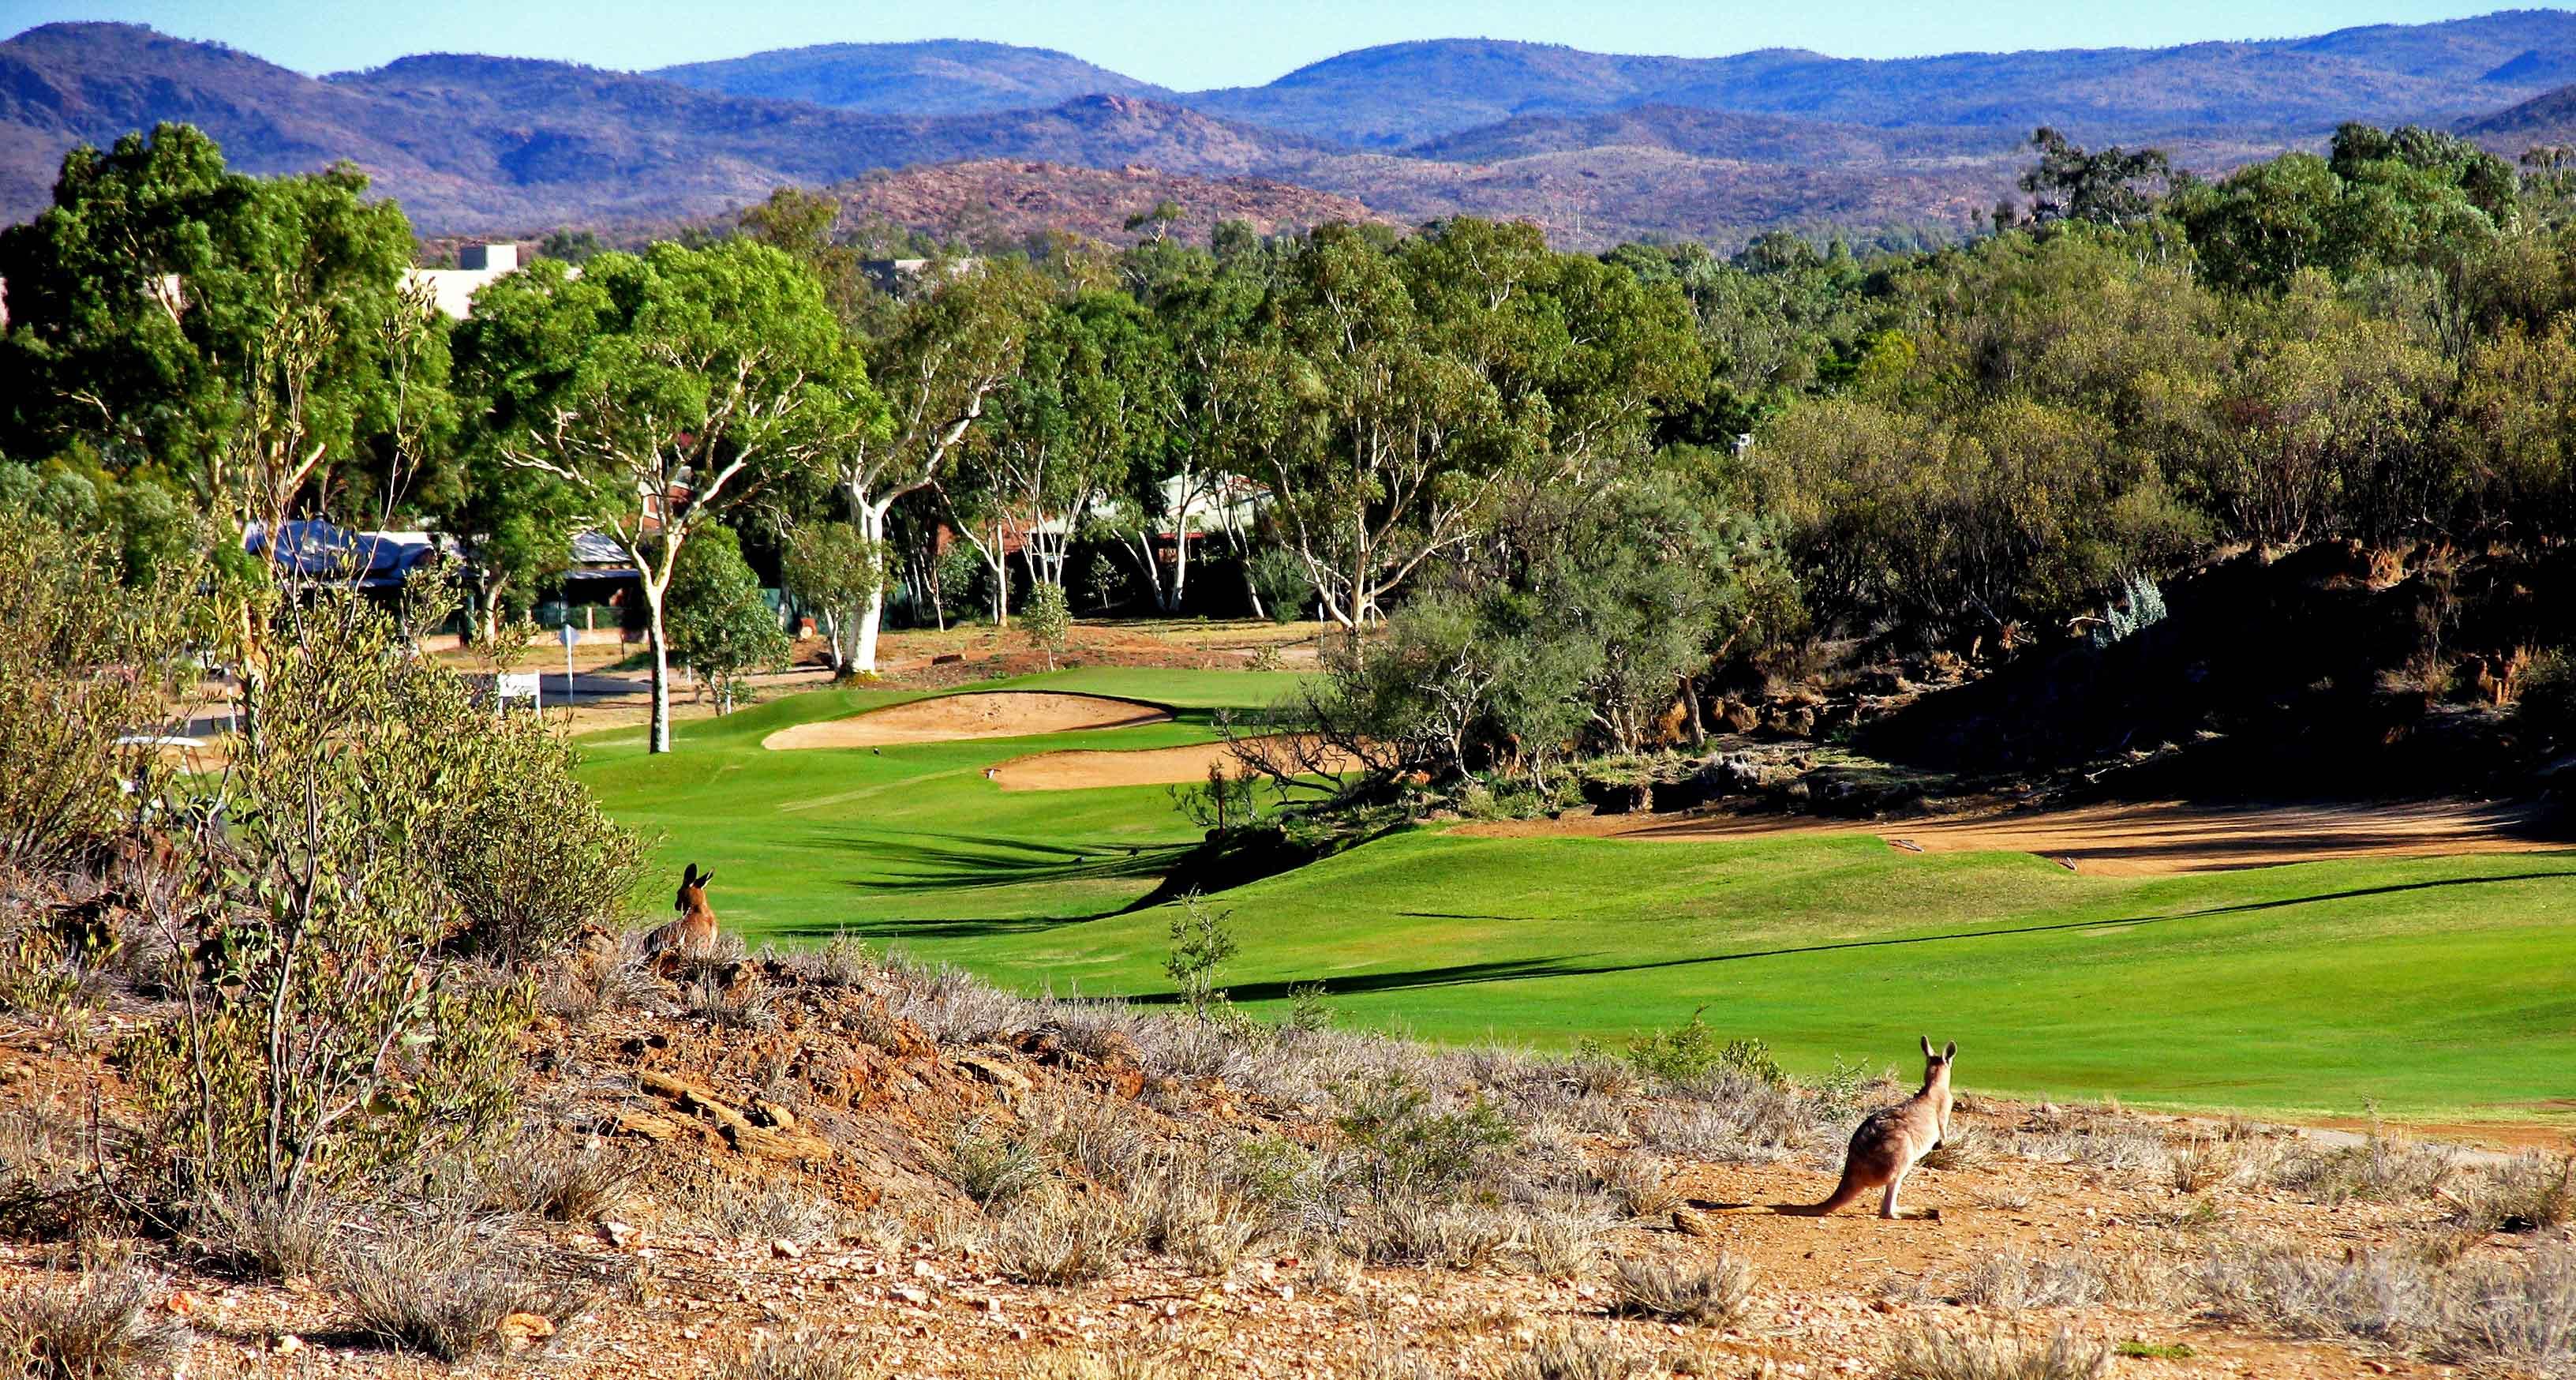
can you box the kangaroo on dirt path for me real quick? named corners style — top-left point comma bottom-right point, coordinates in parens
top-left (1786, 1037), bottom-right (1956, 1219)
top-left (646, 863), bottom-right (720, 956)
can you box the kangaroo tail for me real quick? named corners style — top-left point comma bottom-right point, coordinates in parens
top-left (1774, 1169), bottom-right (1869, 1217)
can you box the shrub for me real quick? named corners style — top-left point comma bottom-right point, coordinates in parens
top-left (715, 1328), bottom-right (872, 1380)
top-left (1332, 1073), bottom-right (1517, 1202)
top-left (1625, 1011), bottom-right (1785, 1088)
top-left (129, 592), bottom-right (546, 1211)
top-left (436, 713), bottom-right (645, 965)
top-left (0, 1270), bottom-right (191, 1380)
top-left (1608, 1253), bottom-right (1754, 1326)
top-left (331, 1217), bottom-right (575, 1362)
top-left (1163, 890), bottom-right (1238, 1021)
top-left (2088, 572), bottom-right (2166, 648)
top-left (1881, 1323), bottom-right (2109, 1380)
top-left (1249, 548), bottom-right (1308, 624)
top-left (990, 1192), bottom-right (1137, 1284)
top-left (0, 521), bottom-right (193, 875)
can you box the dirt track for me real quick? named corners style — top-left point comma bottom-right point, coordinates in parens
top-left (990, 736), bottom-right (1364, 791)
top-left (760, 692), bottom-right (1170, 751)
top-left (1457, 799), bottom-right (2570, 875)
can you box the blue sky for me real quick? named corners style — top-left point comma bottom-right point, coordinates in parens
top-left (2, 0), bottom-right (2528, 88)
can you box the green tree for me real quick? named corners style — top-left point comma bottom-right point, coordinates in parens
top-left (0, 123), bottom-right (442, 530)
top-left (462, 240), bottom-right (868, 752)
top-left (781, 519), bottom-right (885, 673)
top-left (665, 524), bottom-right (788, 714)
top-left (1018, 579), bottom-right (1072, 671)
top-left (2016, 127), bottom-right (2172, 228)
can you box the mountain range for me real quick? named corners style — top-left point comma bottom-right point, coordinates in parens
top-left (8, 13), bottom-right (2576, 251)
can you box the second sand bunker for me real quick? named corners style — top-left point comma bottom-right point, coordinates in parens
top-left (762, 692), bottom-right (1172, 751)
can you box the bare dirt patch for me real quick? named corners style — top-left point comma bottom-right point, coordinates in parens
top-left (990, 736), bottom-right (1363, 791)
top-left (1459, 798), bottom-right (2570, 875)
top-left (761, 692), bottom-right (1171, 752)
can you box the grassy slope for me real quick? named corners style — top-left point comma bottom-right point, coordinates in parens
top-left (579, 671), bottom-right (2576, 1122)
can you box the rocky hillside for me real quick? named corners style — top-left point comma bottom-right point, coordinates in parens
top-left (2, 915), bottom-right (2567, 1378)
top-left (828, 159), bottom-right (1388, 246)
top-left (0, 25), bottom-right (1331, 231)
top-left (13, 13), bottom-right (2576, 248)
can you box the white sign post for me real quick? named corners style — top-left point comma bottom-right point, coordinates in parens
top-left (559, 624), bottom-right (578, 717)
top-left (496, 672), bottom-right (541, 718)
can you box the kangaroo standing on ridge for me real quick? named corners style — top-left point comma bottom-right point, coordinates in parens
top-left (1792, 1037), bottom-right (1956, 1219)
top-left (646, 863), bottom-right (720, 956)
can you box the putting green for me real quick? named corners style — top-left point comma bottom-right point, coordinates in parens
top-left (578, 670), bottom-right (2576, 1123)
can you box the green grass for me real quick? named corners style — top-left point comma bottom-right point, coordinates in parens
top-left (579, 671), bottom-right (2576, 1124)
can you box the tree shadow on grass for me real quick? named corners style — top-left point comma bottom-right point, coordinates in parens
top-left (1125, 868), bottom-right (2576, 1006)
top-left (837, 831), bottom-right (1196, 894)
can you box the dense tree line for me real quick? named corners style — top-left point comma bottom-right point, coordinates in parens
top-left (5, 120), bottom-right (2574, 763)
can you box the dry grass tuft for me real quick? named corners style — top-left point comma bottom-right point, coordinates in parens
top-left (331, 1218), bottom-right (575, 1362)
top-left (2267, 1133), bottom-right (2456, 1204)
top-left (676, 1180), bottom-right (845, 1244)
top-left (0, 1270), bottom-right (191, 1380)
top-left (713, 1327), bottom-right (871, 1380)
top-left (1505, 1326), bottom-right (1648, 1380)
top-left (1881, 1322), bottom-right (2110, 1380)
top-left (1014, 1344), bottom-right (1188, 1379)
top-left (932, 1116), bottom-right (1048, 1209)
top-left (1953, 1251), bottom-right (2105, 1310)
top-left (2448, 1151), bottom-right (2575, 1235)
top-left (184, 1182), bottom-right (339, 1281)
top-left (1594, 1152), bottom-right (1683, 1221)
top-left (481, 1132), bottom-right (644, 1222)
top-left (2196, 1246), bottom-right (2443, 1346)
top-left (1920, 1118), bottom-right (1993, 1172)
top-left (1356, 1200), bottom-right (1511, 1269)
top-left (991, 1192), bottom-right (1137, 1284)
top-left (1608, 1252), bottom-right (1754, 1326)
top-left (2166, 1136), bottom-right (2241, 1194)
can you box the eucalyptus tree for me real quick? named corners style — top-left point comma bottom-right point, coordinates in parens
top-left (1224, 223), bottom-right (1522, 628)
top-left (459, 239), bottom-right (875, 752)
top-left (822, 258), bottom-right (1050, 669)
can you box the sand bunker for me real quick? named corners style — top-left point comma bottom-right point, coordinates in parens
top-left (990, 737), bottom-right (1364, 791)
top-left (1460, 799), bottom-right (2568, 876)
top-left (762, 692), bottom-right (1170, 751)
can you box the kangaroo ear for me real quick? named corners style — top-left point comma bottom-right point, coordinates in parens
top-left (1920, 1035), bottom-right (1934, 1059)
top-left (699, 871), bottom-right (714, 890)
top-left (1944, 1041), bottom-right (1957, 1061)
top-left (683, 862), bottom-right (700, 887)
